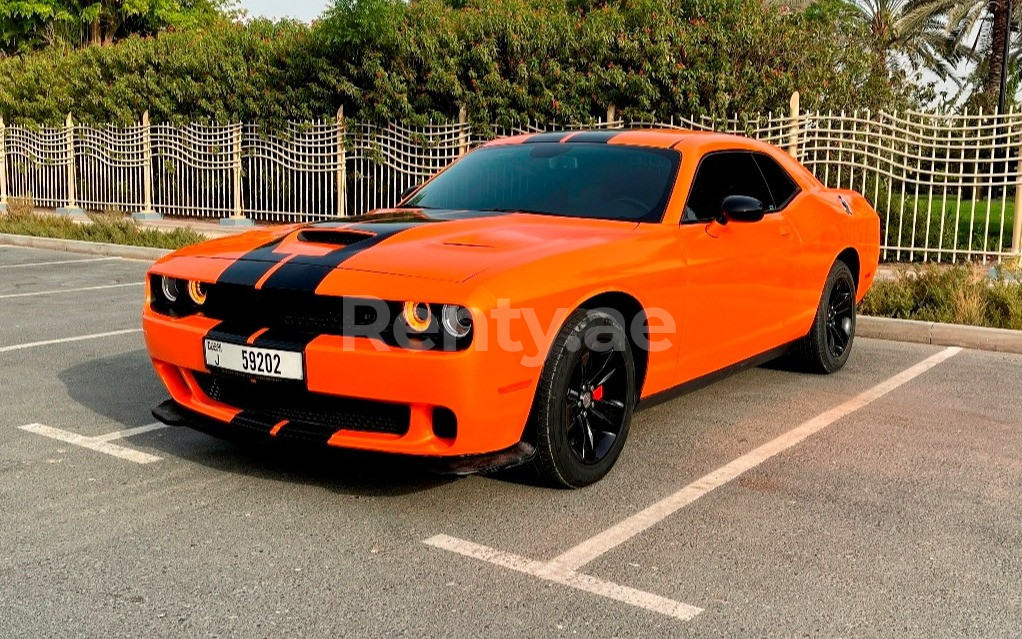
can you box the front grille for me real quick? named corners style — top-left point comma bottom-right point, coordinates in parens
top-left (193, 372), bottom-right (411, 437)
top-left (203, 284), bottom-right (392, 337)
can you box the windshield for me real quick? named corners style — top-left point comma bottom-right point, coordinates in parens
top-left (403, 143), bottom-right (680, 223)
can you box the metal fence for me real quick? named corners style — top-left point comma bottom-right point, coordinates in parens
top-left (2, 95), bottom-right (1022, 262)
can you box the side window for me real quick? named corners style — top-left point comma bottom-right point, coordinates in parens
top-left (684, 152), bottom-right (772, 222)
top-left (753, 153), bottom-right (799, 209)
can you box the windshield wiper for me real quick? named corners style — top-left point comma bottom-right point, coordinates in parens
top-left (486, 208), bottom-right (557, 216)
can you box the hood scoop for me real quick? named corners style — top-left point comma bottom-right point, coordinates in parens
top-left (297, 229), bottom-right (376, 246)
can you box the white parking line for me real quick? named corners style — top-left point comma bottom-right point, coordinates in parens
top-left (0, 282), bottom-right (142, 299)
top-left (0, 257), bottom-right (120, 269)
top-left (424, 534), bottom-right (703, 621)
top-left (19, 422), bottom-right (169, 464)
top-left (425, 346), bottom-right (962, 621)
top-left (91, 422), bottom-right (169, 442)
top-left (0, 328), bottom-right (141, 353)
top-left (547, 345), bottom-right (962, 572)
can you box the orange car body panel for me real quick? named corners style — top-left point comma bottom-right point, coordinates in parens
top-left (142, 130), bottom-right (880, 458)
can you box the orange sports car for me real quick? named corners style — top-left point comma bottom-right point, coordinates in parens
top-left (145, 130), bottom-right (880, 487)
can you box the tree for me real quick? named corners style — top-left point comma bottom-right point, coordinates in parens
top-left (0, 0), bottom-right (237, 55)
top-left (0, 1), bottom-right (76, 53)
top-left (845, 0), bottom-right (964, 79)
top-left (942, 0), bottom-right (1022, 107)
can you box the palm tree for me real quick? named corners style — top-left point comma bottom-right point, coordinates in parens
top-left (846, 0), bottom-right (966, 80)
top-left (943, 0), bottom-right (1022, 108)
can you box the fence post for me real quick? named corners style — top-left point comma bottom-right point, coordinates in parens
top-left (56, 112), bottom-right (85, 217)
top-left (458, 106), bottom-right (468, 156)
top-left (336, 106), bottom-right (347, 217)
top-left (787, 91), bottom-right (800, 158)
top-left (132, 111), bottom-right (161, 221)
top-left (0, 116), bottom-right (7, 213)
top-left (221, 122), bottom-right (252, 227)
top-left (1013, 133), bottom-right (1022, 255)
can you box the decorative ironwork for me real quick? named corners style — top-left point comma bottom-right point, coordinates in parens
top-left (2, 102), bottom-right (1021, 261)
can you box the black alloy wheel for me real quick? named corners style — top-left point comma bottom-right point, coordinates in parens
top-left (529, 308), bottom-right (637, 488)
top-left (564, 343), bottom-right (629, 464)
top-left (794, 260), bottom-right (857, 374)
top-left (825, 276), bottom-right (854, 359)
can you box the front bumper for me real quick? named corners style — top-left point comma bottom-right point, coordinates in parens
top-left (142, 308), bottom-right (540, 457)
top-left (151, 398), bottom-right (536, 473)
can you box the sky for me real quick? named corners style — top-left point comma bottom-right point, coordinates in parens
top-left (239, 0), bottom-right (331, 22)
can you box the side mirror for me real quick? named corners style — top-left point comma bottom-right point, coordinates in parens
top-left (399, 185), bottom-right (421, 202)
top-left (718, 195), bottom-right (765, 224)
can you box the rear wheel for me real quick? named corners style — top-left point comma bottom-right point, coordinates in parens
top-left (794, 261), bottom-right (857, 374)
top-left (529, 309), bottom-right (636, 488)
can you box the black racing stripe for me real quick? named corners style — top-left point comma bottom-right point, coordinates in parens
top-left (230, 410), bottom-right (278, 435)
top-left (566, 130), bottom-right (624, 144)
top-left (215, 236), bottom-right (288, 287)
top-left (204, 321), bottom-right (262, 345)
top-left (258, 221), bottom-right (431, 292)
top-left (250, 329), bottom-right (318, 351)
top-left (520, 131), bottom-right (575, 144)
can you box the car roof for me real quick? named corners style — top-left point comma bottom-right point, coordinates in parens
top-left (481, 128), bottom-right (767, 152)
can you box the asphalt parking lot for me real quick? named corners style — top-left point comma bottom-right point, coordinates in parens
top-left (2, 245), bottom-right (1021, 638)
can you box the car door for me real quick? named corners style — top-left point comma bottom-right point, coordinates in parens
top-left (676, 150), bottom-right (802, 382)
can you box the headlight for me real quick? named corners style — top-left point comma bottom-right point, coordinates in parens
top-left (402, 301), bottom-right (432, 332)
top-left (160, 276), bottom-right (180, 303)
top-left (441, 305), bottom-right (472, 338)
top-left (187, 280), bottom-right (207, 306)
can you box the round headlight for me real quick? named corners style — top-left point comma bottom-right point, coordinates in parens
top-left (402, 301), bottom-right (432, 332)
top-left (441, 305), bottom-right (472, 338)
top-left (187, 280), bottom-right (207, 306)
top-left (160, 276), bottom-right (180, 303)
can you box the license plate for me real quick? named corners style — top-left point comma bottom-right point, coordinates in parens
top-left (204, 339), bottom-right (304, 381)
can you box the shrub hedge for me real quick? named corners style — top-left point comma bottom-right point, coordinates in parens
top-left (862, 264), bottom-right (1022, 330)
top-left (0, 0), bottom-right (915, 128)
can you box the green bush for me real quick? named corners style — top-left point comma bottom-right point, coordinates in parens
top-left (314, 0), bottom-right (917, 127)
top-left (861, 264), bottom-right (1022, 330)
top-left (0, 19), bottom-right (327, 126)
top-left (0, 0), bottom-right (915, 128)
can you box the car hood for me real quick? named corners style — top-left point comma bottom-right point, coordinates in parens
top-left (170, 209), bottom-right (640, 284)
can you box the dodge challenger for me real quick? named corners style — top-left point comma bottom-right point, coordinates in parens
top-left (145, 129), bottom-right (880, 487)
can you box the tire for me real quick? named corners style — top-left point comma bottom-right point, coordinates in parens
top-left (794, 260), bottom-right (857, 374)
top-left (528, 308), bottom-right (637, 488)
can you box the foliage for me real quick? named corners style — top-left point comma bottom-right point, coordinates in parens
top-left (0, 198), bottom-right (207, 248)
top-left (312, 0), bottom-right (917, 127)
top-left (861, 263), bottom-right (1022, 329)
top-left (841, 0), bottom-right (965, 83)
top-left (0, 0), bottom-right (915, 127)
top-left (0, 0), bottom-right (235, 55)
top-left (0, 19), bottom-right (328, 126)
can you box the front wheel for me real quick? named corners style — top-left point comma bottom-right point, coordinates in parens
top-left (529, 309), bottom-right (636, 488)
top-left (794, 260), bottom-right (857, 374)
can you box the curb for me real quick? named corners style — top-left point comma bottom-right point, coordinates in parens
top-left (858, 316), bottom-right (1022, 354)
top-left (0, 234), bottom-right (171, 262)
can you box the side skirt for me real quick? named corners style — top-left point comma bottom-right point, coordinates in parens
top-left (636, 341), bottom-right (796, 412)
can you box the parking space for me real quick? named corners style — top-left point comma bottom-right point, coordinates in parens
top-left (2, 245), bottom-right (1021, 637)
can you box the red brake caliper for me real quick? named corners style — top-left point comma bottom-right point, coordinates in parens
top-left (592, 385), bottom-right (604, 402)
